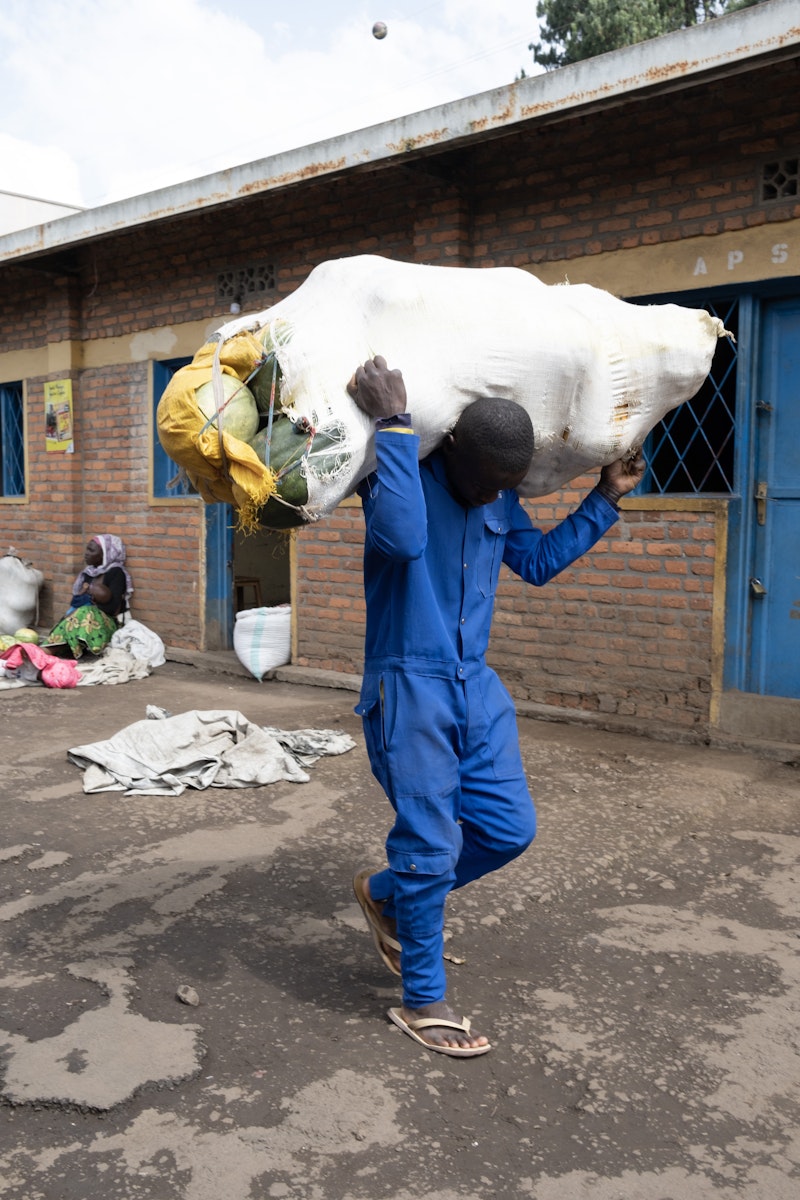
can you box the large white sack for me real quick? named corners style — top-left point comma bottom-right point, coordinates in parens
top-left (216, 255), bottom-right (728, 518)
top-left (233, 605), bottom-right (291, 681)
top-left (0, 548), bottom-right (44, 634)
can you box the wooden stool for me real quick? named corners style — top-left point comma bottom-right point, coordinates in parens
top-left (234, 577), bottom-right (263, 611)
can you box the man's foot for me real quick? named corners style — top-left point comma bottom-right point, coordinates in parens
top-left (353, 869), bottom-right (401, 975)
top-left (388, 1001), bottom-right (491, 1057)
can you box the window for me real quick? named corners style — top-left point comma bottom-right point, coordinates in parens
top-left (761, 157), bottom-right (798, 203)
top-left (216, 262), bottom-right (276, 310)
top-left (0, 383), bottom-right (25, 497)
top-left (637, 298), bottom-right (738, 496)
top-left (152, 358), bottom-right (193, 498)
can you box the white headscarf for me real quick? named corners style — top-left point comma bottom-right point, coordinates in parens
top-left (73, 534), bottom-right (133, 601)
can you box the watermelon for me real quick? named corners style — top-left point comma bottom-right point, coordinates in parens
top-left (13, 628), bottom-right (39, 644)
top-left (195, 375), bottom-right (259, 443)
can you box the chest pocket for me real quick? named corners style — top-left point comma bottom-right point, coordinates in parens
top-left (477, 516), bottom-right (506, 597)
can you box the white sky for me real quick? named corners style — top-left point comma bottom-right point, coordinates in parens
top-left (0, 0), bottom-right (541, 210)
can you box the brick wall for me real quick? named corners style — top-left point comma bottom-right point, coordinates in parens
top-left (293, 494), bottom-right (718, 734)
top-left (466, 60), bottom-right (800, 268)
top-left (4, 357), bottom-right (206, 646)
top-left (25, 371), bottom-right (86, 624)
top-left (293, 505), bottom-right (366, 672)
top-left (492, 502), bottom-right (717, 731)
top-left (1, 56), bottom-right (797, 731)
top-left (285, 53), bottom-right (800, 737)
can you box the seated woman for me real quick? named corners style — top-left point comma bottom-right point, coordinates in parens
top-left (46, 535), bottom-right (133, 659)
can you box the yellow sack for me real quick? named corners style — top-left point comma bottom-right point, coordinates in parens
top-left (156, 331), bottom-right (276, 528)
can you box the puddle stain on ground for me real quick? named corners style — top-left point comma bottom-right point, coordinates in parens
top-left (0, 958), bottom-right (203, 1109)
top-left (0, 1069), bottom-right (400, 1200)
top-left (0, 788), bottom-right (336, 928)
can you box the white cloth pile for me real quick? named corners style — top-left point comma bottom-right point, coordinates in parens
top-left (77, 621), bottom-right (166, 686)
top-left (110, 619), bottom-right (166, 668)
top-left (76, 647), bottom-right (152, 687)
top-left (262, 725), bottom-right (355, 765)
top-left (67, 708), bottom-right (355, 795)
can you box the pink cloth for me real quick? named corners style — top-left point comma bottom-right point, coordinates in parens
top-left (1, 642), bottom-right (81, 688)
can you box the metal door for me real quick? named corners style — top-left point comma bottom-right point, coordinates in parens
top-left (748, 298), bottom-right (800, 698)
top-left (205, 502), bottom-right (234, 650)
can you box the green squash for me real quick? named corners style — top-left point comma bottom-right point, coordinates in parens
top-left (249, 416), bottom-right (345, 529)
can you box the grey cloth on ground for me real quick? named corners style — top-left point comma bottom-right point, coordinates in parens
top-left (67, 708), bottom-right (355, 796)
top-left (77, 647), bottom-right (152, 686)
top-left (262, 726), bottom-right (355, 765)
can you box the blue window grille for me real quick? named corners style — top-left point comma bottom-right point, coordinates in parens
top-left (153, 358), bottom-right (193, 498)
top-left (638, 298), bottom-right (739, 496)
top-left (0, 384), bottom-right (25, 497)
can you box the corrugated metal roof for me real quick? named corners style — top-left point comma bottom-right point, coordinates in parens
top-left (1, 0), bottom-right (797, 264)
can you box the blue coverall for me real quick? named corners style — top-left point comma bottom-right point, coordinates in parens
top-left (356, 421), bottom-right (619, 1010)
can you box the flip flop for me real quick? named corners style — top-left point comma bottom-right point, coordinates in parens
top-left (387, 1008), bottom-right (492, 1057)
top-left (353, 868), bottom-right (402, 977)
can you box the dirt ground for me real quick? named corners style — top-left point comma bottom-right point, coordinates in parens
top-left (0, 661), bottom-right (798, 1200)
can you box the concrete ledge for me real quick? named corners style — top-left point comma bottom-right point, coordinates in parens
top-left (514, 699), bottom-right (708, 747)
top-left (515, 699), bottom-right (800, 762)
top-left (706, 731), bottom-right (800, 765)
top-left (166, 647), bottom-right (253, 679)
top-left (165, 648), bottom-right (362, 693)
top-left (164, 650), bottom-right (799, 760)
top-left (274, 665), bottom-right (362, 693)
top-left (717, 689), bottom-right (800, 744)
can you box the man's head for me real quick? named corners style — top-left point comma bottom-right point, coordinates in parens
top-left (443, 397), bottom-right (534, 507)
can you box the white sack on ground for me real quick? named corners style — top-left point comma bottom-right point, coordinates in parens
top-left (233, 605), bottom-right (291, 681)
top-left (213, 254), bottom-right (727, 521)
top-left (0, 549), bottom-right (44, 634)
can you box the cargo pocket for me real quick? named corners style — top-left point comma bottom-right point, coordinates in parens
top-left (386, 846), bottom-right (455, 878)
top-left (354, 678), bottom-right (391, 796)
top-left (477, 516), bottom-right (506, 597)
top-left (385, 844), bottom-right (459, 934)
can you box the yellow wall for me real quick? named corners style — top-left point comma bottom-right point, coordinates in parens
top-left (527, 218), bottom-right (800, 295)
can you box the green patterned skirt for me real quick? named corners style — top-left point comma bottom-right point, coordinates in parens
top-left (46, 604), bottom-right (118, 658)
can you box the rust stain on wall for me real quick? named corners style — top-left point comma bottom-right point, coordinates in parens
top-left (518, 33), bottom-right (800, 121)
top-left (386, 128), bottom-right (450, 154)
top-left (237, 157), bottom-right (349, 193)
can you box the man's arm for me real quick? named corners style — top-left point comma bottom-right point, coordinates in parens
top-left (502, 450), bottom-right (645, 585)
top-left (347, 354), bottom-right (408, 421)
top-left (350, 356), bottom-right (427, 561)
top-left (595, 451), bottom-right (646, 507)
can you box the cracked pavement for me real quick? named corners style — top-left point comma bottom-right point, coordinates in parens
top-left (0, 661), bottom-right (798, 1199)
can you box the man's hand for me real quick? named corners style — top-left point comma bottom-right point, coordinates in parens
top-left (347, 355), bottom-right (407, 421)
top-left (598, 449), bottom-right (646, 503)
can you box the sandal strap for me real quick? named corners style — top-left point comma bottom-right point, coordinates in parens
top-left (406, 1016), bottom-right (471, 1034)
top-left (355, 870), bottom-right (402, 951)
top-left (377, 928), bottom-right (402, 952)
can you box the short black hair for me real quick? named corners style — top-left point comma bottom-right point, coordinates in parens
top-left (452, 397), bottom-right (534, 475)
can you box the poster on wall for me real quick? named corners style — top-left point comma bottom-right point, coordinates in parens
top-left (44, 380), bottom-right (74, 453)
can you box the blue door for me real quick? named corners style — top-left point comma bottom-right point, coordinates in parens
top-left (153, 358), bottom-right (234, 649)
top-left (205, 502), bottom-right (234, 650)
top-left (748, 298), bottom-right (800, 698)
